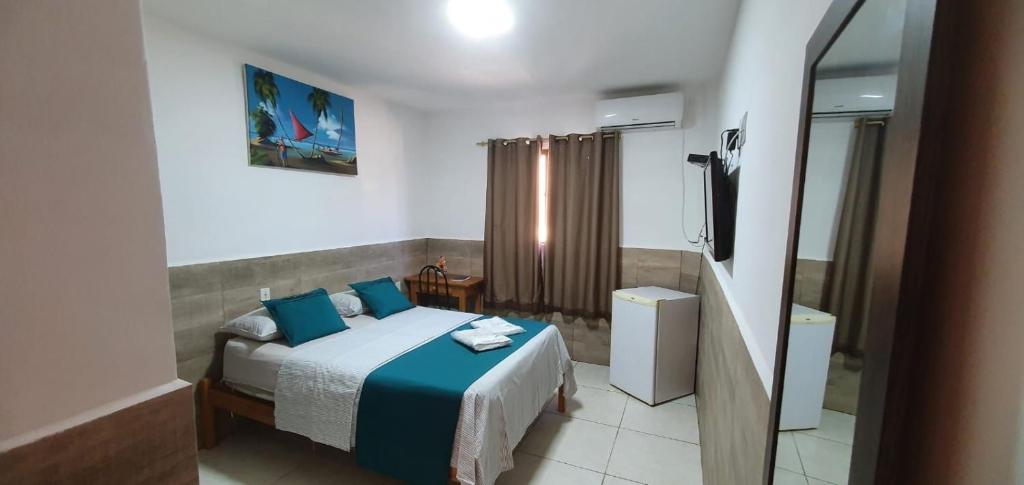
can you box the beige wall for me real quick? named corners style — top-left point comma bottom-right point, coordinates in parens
top-left (170, 240), bottom-right (428, 384)
top-left (903, 0), bottom-right (1023, 482)
top-left (0, 0), bottom-right (178, 443)
top-left (695, 257), bottom-right (769, 485)
top-left (168, 239), bottom-right (703, 382)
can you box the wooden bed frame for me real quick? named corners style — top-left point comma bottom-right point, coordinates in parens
top-left (197, 377), bottom-right (567, 481)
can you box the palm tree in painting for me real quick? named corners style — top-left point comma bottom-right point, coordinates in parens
top-left (253, 69), bottom-right (279, 108)
top-left (307, 87), bottom-right (331, 159)
top-left (249, 106), bottom-right (276, 142)
top-left (252, 69), bottom-right (287, 165)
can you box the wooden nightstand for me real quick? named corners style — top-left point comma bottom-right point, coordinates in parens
top-left (403, 274), bottom-right (486, 313)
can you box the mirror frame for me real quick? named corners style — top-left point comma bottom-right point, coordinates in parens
top-left (763, 0), bottom-right (952, 483)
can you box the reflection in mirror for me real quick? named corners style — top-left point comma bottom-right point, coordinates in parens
top-left (775, 0), bottom-right (905, 483)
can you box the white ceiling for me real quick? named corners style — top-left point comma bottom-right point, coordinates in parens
top-left (142, 0), bottom-right (740, 111)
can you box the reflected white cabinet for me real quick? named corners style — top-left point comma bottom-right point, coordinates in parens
top-left (609, 287), bottom-right (700, 405)
top-left (779, 304), bottom-right (838, 430)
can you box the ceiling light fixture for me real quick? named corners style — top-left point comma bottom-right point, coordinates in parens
top-left (860, 94), bottom-right (884, 98)
top-left (447, 0), bottom-right (514, 39)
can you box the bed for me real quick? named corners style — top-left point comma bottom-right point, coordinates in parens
top-left (198, 306), bottom-right (575, 485)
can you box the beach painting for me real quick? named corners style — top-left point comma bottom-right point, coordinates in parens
top-left (243, 64), bottom-right (357, 175)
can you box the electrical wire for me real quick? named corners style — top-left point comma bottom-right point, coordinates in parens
top-left (681, 155), bottom-right (709, 247)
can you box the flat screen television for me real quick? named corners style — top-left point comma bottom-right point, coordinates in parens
top-left (704, 151), bottom-right (737, 262)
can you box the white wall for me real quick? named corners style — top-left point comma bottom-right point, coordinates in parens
top-left (412, 97), bottom-right (593, 240)
top-left (624, 84), bottom-right (720, 251)
top-left (0, 0), bottom-right (181, 447)
top-left (798, 118), bottom-right (856, 261)
top-left (143, 17), bottom-right (428, 266)
top-left (416, 86), bottom-right (718, 251)
top-left (144, 14), bottom-right (719, 262)
top-left (712, 0), bottom-right (831, 392)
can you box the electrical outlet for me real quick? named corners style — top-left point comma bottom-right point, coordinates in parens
top-left (259, 288), bottom-right (270, 301)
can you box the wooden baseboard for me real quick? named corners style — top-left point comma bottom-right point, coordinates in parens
top-left (0, 385), bottom-right (198, 484)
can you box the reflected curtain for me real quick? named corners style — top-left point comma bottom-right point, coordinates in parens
top-left (483, 137), bottom-right (543, 312)
top-left (825, 119), bottom-right (886, 358)
top-left (543, 132), bottom-right (621, 318)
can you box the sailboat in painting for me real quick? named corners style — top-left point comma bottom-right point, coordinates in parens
top-left (243, 64), bottom-right (357, 175)
top-left (289, 110), bottom-right (314, 141)
top-left (318, 110), bottom-right (352, 166)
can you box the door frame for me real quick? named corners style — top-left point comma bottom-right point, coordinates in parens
top-left (763, 0), bottom-right (954, 483)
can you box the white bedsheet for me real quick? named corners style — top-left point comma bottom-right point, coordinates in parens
top-left (222, 314), bottom-right (380, 396)
top-left (453, 325), bottom-right (575, 485)
top-left (271, 306), bottom-right (575, 485)
top-left (275, 306), bottom-right (474, 450)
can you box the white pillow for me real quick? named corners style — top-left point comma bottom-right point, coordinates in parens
top-left (330, 291), bottom-right (365, 317)
top-left (221, 307), bottom-right (282, 341)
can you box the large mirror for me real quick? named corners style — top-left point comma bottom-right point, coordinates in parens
top-left (773, 0), bottom-right (906, 484)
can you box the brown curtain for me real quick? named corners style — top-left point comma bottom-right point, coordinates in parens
top-left (825, 119), bottom-right (886, 358)
top-left (543, 132), bottom-right (621, 318)
top-left (483, 137), bottom-right (543, 311)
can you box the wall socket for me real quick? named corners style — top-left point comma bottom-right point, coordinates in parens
top-left (259, 288), bottom-right (270, 301)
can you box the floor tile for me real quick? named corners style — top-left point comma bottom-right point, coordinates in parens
top-left (198, 426), bottom-right (309, 485)
top-left (667, 394), bottom-right (696, 407)
top-left (573, 361), bottom-right (623, 393)
top-left (620, 398), bottom-right (700, 444)
top-left (546, 385), bottom-right (629, 426)
top-left (519, 413), bottom-right (619, 473)
top-left (806, 478), bottom-right (836, 485)
top-left (797, 409), bottom-right (855, 445)
top-left (775, 432), bottom-right (804, 474)
top-left (496, 453), bottom-right (604, 485)
top-left (603, 476), bottom-right (646, 485)
top-left (606, 429), bottom-right (703, 485)
top-left (794, 433), bottom-right (852, 485)
top-left (272, 446), bottom-right (399, 484)
top-left (773, 467), bottom-right (809, 485)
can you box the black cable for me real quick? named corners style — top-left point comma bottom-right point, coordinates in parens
top-left (681, 155), bottom-right (711, 246)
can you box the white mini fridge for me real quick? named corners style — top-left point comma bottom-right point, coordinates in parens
top-left (609, 286), bottom-right (700, 405)
top-left (779, 304), bottom-right (837, 430)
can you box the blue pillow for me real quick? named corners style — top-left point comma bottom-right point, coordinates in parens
top-left (350, 277), bottom-right (415, 319)
top-left (261, 288), bottom-right (348, 346)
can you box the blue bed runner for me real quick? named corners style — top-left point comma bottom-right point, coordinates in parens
top-left (355, 318), bottom-right (546, 484)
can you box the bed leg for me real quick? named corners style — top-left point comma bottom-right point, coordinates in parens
top-left (557, 384), bottom-right (566, 413)
top-left (198, 378), bottom-right (218, 449)
top-left (449, 466), bottom-right (458, 484)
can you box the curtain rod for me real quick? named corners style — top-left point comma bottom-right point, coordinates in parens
top-left (475, 133), bottom-right (618, 146)
top-left (855, 119), bottom-right (887, 127)
top-left (811, 109), bottom-right (892, 119)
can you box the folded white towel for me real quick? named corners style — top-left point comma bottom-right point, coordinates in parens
top-left (452, 328), bottom-right (512, 352)
top-left (470, 317), bottom-right (526, 336)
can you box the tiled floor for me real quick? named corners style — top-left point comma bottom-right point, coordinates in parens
top-left (198, 362), bottom-right (704, 484)
top-left (774, 409), bottom-right (856, 485)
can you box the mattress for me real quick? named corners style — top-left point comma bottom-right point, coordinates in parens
top-left (221, 307), bottom-right (576, 485)
top-left (222, 313), bottom-right (380, 399)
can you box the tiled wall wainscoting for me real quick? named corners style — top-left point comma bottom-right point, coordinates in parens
top-left (169, 239), bottom-right (429, 383)
top-left (695, 258), bottom-right (771, 485)
top-left (426, 239), bottom-right (704, 365)
top-left (793, 258), bottom-right (832, 311)
top-left (168, 239), bottom-right (710, 381)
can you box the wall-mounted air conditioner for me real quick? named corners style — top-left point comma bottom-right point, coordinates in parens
top-left (812, 74), bottom-right (897, 115)
top-left (596, 92), bottom-right (684, 132)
